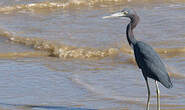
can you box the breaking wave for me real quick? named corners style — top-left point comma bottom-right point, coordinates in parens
top-left (0, 29), bottom-right (119, 59)
top-left (0, 0), bottom-right (183, 14)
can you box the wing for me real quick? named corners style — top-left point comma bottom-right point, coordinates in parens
top-left (133, 41), bottom-right (172, 88)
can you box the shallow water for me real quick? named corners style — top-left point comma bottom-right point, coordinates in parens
top-left (0, 0), bottom-right (184, 110)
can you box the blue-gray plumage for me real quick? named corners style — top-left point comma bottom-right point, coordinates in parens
top-left (103, 8), bottom-right (172, 110)
top-left (134, 41), bottom-right (172, 88)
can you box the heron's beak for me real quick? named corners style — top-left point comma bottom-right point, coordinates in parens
top-left (102, 12), bottom-right (125, 19)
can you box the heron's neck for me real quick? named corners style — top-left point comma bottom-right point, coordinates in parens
top-left (126, 15), bottom-right (139, 47)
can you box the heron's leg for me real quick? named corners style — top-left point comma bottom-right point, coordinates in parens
top-left (155, 80), bottom-right (160, 110)
top-left (144, 77), bottom-right (150, 110)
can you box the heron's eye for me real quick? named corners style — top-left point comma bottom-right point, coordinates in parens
top-left (123, 11), bottom-right (128, 15)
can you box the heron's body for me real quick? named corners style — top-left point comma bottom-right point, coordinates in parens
top-left (134, 41), bottom-right (172, 88)
top-left (103, 8), bottom-right (172, 110)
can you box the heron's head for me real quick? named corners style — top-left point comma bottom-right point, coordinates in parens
top-left (102, 8), bottom-right (137, 19)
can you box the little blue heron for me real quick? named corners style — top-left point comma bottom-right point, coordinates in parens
top-left (103, 8), bottom-right (173, 110)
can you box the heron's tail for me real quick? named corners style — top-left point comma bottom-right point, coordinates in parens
top-left (158, 73), bottom-right (173, 88)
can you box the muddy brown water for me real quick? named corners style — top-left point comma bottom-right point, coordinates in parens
top-left (0, 0), bottom-right (184, 110)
